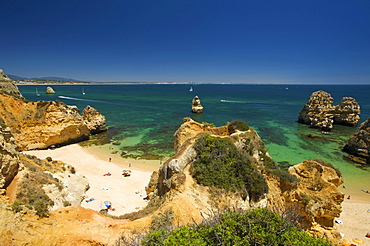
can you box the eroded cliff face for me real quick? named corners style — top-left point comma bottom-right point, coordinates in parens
top-left (0, 126), bottom-right (20, 190)
top-left (0, 94), bottom-right (106, 150)
top-left (298, 90), bottom-right (360, 131)
top-left (343, 117), bottom-right (370, 164)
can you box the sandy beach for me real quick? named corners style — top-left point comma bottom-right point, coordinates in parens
top-left (25, 144), bottom-right (161, 216)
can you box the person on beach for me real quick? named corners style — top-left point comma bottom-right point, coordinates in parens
top-left (109, 157), bottom-right (111, 162)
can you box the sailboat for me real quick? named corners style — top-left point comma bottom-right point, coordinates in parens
top-left (36, 88), bottom-right (40, 97)
top-left (189, 86), bottom-right (193, 92)
top-left (82, 88), bottom-right (85, 95)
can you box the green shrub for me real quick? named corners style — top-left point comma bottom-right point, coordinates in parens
top-left (228, 120), bottom-right (250, 132)
top-left (191, 134), bottom-right (268, 202)
top-left (46, 156), bottom-right (52, 162)
top-left (138, 208), bottom-right (330, 246)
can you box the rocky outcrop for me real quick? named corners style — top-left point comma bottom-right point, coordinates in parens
top-left (146, 119), bottom-right (344, 245)
top-left (82, 105), bottom-right (107, 134)
top-left (298, 90), bottom-right (360, 131)
top-left (0, 93), bottom-right (106, 150)
top-left (343, 118), bottom-right (370, 164)
top-left (45, 86), bottom-right (56, 94)
top-left (0, 69), bottom-right (11, 82)
top-left (191, 95), bottom-right (203, 113)
top-left (0, 125), bottom-right (20, 190)
top-left (266, 159), bottom-right (344, 244)
top-left (0, 69), bottom-right (24, 99)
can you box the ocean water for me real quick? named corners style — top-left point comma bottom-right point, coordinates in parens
top-left (19, 84), bottom-right (370, 198)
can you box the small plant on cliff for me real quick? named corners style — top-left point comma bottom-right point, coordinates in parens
top-left (191, 134), bottom-right (268, 202)
top-left (149, 207), bottom-right (175, 231)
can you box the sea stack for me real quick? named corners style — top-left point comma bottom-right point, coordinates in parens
top-left (298, 90), bottom-right (360, 131)
top-left (191, 95), bottom-right (203, 113)
top-left (46, 86), bottom-right (56, 94)
top-left (343, 117), bottom-right (370, 164)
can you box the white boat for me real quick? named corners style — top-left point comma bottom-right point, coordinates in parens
top-left (36, 88), bottom-right (40, 96)
top-left (189, 86), bottom-right (193, 92)
top-left (82, 88), bottom-right (85, 95)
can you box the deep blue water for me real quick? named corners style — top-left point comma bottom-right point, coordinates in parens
top-left (18, 84), bottom-right (370, 190)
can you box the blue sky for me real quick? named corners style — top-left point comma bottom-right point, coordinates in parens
top-left (2, 0), bottom-right (370, 84)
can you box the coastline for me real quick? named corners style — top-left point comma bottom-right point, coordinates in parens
top-left (24, 143), bottom-right (370, 244)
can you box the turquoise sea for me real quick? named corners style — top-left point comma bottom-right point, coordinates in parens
top-left (18, 84), bottom-right (370, 200)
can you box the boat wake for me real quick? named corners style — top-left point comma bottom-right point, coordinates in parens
top-left (220, 99), bottom-right (248, 103)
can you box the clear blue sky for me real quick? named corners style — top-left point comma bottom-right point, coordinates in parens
top-left (2, 0), bottom-right (370, 84)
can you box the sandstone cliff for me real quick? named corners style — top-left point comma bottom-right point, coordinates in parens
top-left (298, 90), bottom-right (360, 131)
top-left (0, 93), bottom-right (106, 150)
top-left (343, 117), bottom-right (370, 164)
top-left (0, 69), bottom-right (24, 99)
top-left (0, 125), bottom-right (20, 190)
top-left (266, 159), bottom-right (344, 243)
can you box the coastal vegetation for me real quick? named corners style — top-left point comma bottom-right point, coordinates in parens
top-left (116, 208), bottom-right (330, 246)
top-left (11, 155), bottom-right (62, 217)
top-left (191, 134), bottom-right (268, 202)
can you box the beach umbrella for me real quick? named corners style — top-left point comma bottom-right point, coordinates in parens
top-left (341, 237), bottom-right (351, 245)
top-left (352, 238), bottom-right (364, 244)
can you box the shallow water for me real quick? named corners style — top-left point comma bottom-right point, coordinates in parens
top-left (19, 84), bottom-right (370, 201)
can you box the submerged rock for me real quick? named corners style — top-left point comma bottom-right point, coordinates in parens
top-left (298, 90), bottom-right (360, 131)
top-left (343, 117), bottom-right (370, 164)
top-left (191, 95), bottom-right (203, 113)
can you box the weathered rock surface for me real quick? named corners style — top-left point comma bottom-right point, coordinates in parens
top-left (0, 69), bottom-right (24, 99)
top-left (343, 117), bottom-right (370, 164)
top-left (266, 159), bottom-right (344, 243)
top-left (82, 105), bottom-right (107, 134)
top-left (45, 86), bottom-right (56, 94)
top-left (0, 93), bottom-right (106, 150)
top-left (298, 90), bottom-right (360, 131)
top-left (191, 95), bottom-right (203, 113)
top-left (0, 126), bottom-right (20, 189)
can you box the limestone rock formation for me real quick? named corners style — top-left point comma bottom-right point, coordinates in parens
top-left (147, 119), bottom-right (344, 244)
top-left (191, 95), bottom-right (203, 113)
top-left (298, 90), bottom-right (360, 131)
top-left (82, 105), bottom-right (107, 134)
top-left (45, 86), bottom-right (56, 94)
top-left (0, 93), bottom-right (106, 150)
top-left (0, 69), bottom-right (24, 99)
top-left (0, 125), bottom-right (20, 190)
top-left (343, 117), bottom-right (370, 164)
